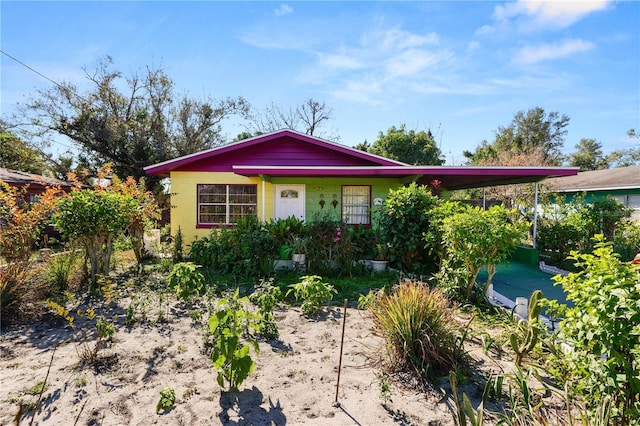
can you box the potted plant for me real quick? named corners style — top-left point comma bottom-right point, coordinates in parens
top-left (290, 235), bottom-right (309, 270)
top-left (370, 242), bottom-right (389, 271)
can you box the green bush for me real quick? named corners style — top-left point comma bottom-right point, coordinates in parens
top-left (423, 200), bottom-right (470, 267)
top-left (306, 218), bottom-right (355, 276)
top-left (249, 278), bottom-right (283, 339)
top-left (156, 387), bottom-right (176, 414)
top-left (208, 289), bottom-right (261, 391)
top-left (537, 195), bottom-right (633, 266)
top-left (287, 275), bottom-right (337, 316)
top-left (241, 229), bottom-right (279, 277)
top-left (580, 197), bottom-right (631, 240)
top-left (368, 280), bottom-right (462, 378)
top-left (442, 206), bottom-right (528, 300)
top-left (189, 234), bottom-right (218, 268)
top-left (536, 219), bottom-right (590, 265)
top-left (379, 182), bottom-right (440, 272)
top-left (549, 236), bottom-right (640, 423)
top-left (614, 219), bottom-right (640, 262)
top-left (169, 262), bottom-right (205, 301)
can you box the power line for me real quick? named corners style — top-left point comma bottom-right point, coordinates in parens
top-left (0, 49), bottom-right (88, 103)
top-left (1, 49), bottom-right (67, 92)
top-left (0, 50), bottom-right (85, 153)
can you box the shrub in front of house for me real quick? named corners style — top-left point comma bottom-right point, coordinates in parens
top-left (379, 182), bottom-right (440, 273)
top-left (368, 280), bottom-right (463, 379)
top-left (305, 217), bottom-right (356, 277)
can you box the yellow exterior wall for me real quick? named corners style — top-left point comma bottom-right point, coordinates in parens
top-left (170, 171), bottom-right (274, 247)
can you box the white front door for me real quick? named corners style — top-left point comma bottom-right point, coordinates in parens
top-left (274, 184), bottom-right (305, 221)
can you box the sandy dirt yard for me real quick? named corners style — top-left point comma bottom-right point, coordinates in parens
top-left (1, 290), bottom-right (512, 426)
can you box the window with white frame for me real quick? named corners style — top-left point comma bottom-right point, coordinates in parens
top-left (342, 185), bottom-right (370, 225)
top-left (197, 184), bottom-right (257, 225)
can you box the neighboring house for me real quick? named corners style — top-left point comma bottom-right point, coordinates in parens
top-left (145, 129), bottom-right (578, 245)
top-left (0, 167), bottom-right (73, 204)
top-left (547, 166), bottom-right (640, 220)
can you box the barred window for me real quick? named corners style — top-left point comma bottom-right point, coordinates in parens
top-left (342, 185), bottom-right (370, 225)
top-left (197, 184), bottom-right (257, 225)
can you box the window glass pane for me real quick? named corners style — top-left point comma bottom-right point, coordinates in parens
top-left (342, 186), bottom-right (370, 224)
top-left (198, 184), bottom-right (257, 225)
top-left (627, 195), bottom-right (640, 208)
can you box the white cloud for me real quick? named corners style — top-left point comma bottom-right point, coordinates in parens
top-left (514, 38), bottom-right (596, 63)
top-left (494, 0), bottom-right (612, 30)
top-left (378, 29), bottom-right (439, 50)
top-left (385, 49), bottom-right (449, 79)
top-left (317, 52), bottom-right (363, 70)
top-left (467, 41), bottom-right (481, 52)
top-left (275, 4), bottom-right (293, 17)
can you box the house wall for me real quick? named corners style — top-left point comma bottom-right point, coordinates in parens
top-left (170, 171), bottom-right (270, 246)
top-left (270, 176), bottom-right (404, 222)
top-left (560, 189), bottom-right (640, 221)
top-left (170, 171), bottom-right (407, 248)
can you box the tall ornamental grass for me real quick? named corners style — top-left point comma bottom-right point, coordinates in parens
top-left (369, 280), bottom-right (462, 378)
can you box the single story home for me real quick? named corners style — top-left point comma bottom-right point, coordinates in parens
top-left (144, 129), bottom-right (579, 246)
top-left (0, 167), bottom-right (73, 204)
top-left (547, 165), bottom-right (640, 220)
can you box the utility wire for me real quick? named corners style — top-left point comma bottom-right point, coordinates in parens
top-left (0, 50), bottom-right (83, 153)
top-left (0, 49), bottom-right (88, 103)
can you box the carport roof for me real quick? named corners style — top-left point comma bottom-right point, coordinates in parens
top-left (231, 165), bottom-right (579, 190)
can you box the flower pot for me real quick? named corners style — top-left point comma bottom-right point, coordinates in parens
top-left (292, 253), bottom-right (306, 271)
top-left (370, 260), bottom-right (388, 272)
top-left (279, 244), bottom-right (292, 260)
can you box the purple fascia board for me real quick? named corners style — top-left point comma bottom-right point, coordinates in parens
top-left (231, 165), bottom-right (580, 178)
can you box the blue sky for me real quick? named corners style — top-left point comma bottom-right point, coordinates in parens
top-left (1, 1), bottom-right (638, 165)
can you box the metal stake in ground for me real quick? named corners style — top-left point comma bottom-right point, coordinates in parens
top-left (334, 298), bottom-right (348, 407)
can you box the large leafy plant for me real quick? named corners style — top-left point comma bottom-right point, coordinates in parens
top-left (168, 262), bottom-right (205, 301)
top-left (548, 236), bottom-right (640, 424)
top-left (379, 182), bottom-right (440, 272)
top-left (442, 206), bottom-right (528, 300)
top-left (287, 275), bottom-right (336, 316)
top-left (208, 290), bottom-right (261, 391)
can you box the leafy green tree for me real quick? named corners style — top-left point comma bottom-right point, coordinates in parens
top-left (442, 206), bottom-right (528, 299)
top-left (464, 107), bottom-right (570, 166)
top-left (54, 167), bottom-right (138, 289)
top-left (369, 125), bottom-right (444, 165)
top-left (580, 197), bottom-right (631, 241)
top-left (606, 129), bottom-right (640, 168)
top-left (0, 126), bottom-right (47, 174)
top-left (17, 56), bottom-right (249, 189)
top-left (567, 138), bottom-right (609, 171)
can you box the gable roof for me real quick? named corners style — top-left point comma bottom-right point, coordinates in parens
top-left (547, 166), bottom-right (640, 192)
top-left (144, 129), bottom-right (579, 190)
top-left (144, 129), bottom-right (406, 176)
top-left (0, 167), bottom-right (72, 189)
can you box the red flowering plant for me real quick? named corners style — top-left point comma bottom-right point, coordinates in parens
top-left (306, 216), bottom-right (354, 275)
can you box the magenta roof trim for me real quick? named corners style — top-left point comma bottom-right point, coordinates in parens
top-left (232, 165), bottom-right (579, 189)
top-left (232, 165), bottom-right (579, 177)
top-left (144, 129), bottom-right (406, 176)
